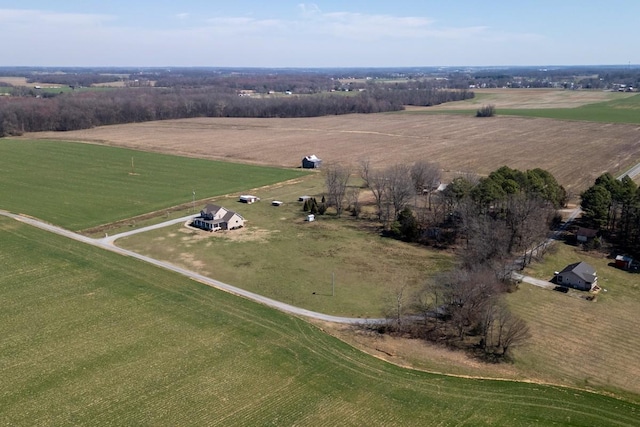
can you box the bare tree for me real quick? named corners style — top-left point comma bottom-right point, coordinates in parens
top-left (359, 158), bottom-right (371, 188)
top-left (442, 267), bottom-right (500, 338)
top-left (384, 164), bottom-right (414, 226)
top-left (368, 169), bottom-right (388, 222)
top-left (411, 160), bottom-right (441, 209)
top-left (324, 163), bottom-right (351, 217)
top-left (346, 186), bottom-right (362, 218)
top-left (481, 302), bottom-right (530, 356)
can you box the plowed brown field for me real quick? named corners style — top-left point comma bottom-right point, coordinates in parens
top-left (26, 113), bottom-right (640, 192)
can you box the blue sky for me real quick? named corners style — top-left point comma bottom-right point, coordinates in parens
top-left (0, 1), bottom-right (637, 67)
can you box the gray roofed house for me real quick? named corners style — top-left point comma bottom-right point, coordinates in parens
top-left (556, 261), bottom-right (597, 291)
top-left (191, 204), bottom-right (245, 232)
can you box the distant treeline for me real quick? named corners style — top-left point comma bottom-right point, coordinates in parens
top-left (0, 87), bottom-right (472, 136)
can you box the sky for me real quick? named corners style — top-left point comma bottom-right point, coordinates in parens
top-left (0, 1), bottom-right (638, 68)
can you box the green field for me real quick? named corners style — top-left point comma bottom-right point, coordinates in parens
top-left (406, 93), bottom-right (640, 124)
top-left (499, 94), bottom-right (640, 123)
top-left (0, 139), bottom-right (308, 230)
top-left (117, 177), bottom-right (453, 318)
top-left (1, 216), bottom-right (638, 426)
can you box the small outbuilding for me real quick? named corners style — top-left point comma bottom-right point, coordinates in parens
top-left (576, 227), bottom-right (598, 243)
top-left (239, 195), bottom-right (259, 204)
top-left (302, 155), bottom-right (322, 169)
top-left (555, 261), bottom-right (597, 291)
top-left (615, 255), bottom-right (633, 270)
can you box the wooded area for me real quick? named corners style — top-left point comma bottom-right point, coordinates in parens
top-left (0, 70), bottom-right (473, 137)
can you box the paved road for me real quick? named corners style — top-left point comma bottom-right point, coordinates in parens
top-left (0, 210), bottom-right (383, 325)
top-left (617, 164), bottom-right (640, 180)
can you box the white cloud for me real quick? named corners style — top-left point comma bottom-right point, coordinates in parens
top-left (0, 8), bottom-right (114, 27)
top-left (0, 6), bottom-right (553, 67)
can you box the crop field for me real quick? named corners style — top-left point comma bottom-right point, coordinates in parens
top-left (117, 175), bottom-right (453, 318)
top-left (425, 88), bottom-right (636, 110)
top-left (26, 107), bottom-right (640, 194)
top-left (1, 216), bottom-right (638, 426)
top-left (0, 139), bottom-right (307, 230)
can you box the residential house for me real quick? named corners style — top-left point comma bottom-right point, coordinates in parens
top-left (555, 261), bottom-right (597, 291)
top-left (191, 204), bottom-right (244, 232)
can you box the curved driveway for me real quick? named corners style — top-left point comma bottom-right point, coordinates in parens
top-left (0, 210), bottom-right (382, 325)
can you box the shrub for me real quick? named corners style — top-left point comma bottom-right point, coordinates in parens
top-left (476, 104), bottom-right (496, 117)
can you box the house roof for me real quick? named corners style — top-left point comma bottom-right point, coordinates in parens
top-left (203, 204), bottom-right (224, 215)
top-left (222, 210), bottom-right (243, 221)
top-left (559, 261), bottom-right (597, 283)
top-left (303, 154), bottom-right (321, 162)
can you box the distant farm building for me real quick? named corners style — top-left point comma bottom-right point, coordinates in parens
top-left (191, 204), bottom-right (244, 232)
top-left (555, 261), bottom-right (597, 291)
top-left (239, 195), bottom-right (259, 204)
top-left (302, 155), bottom-right (322, 169)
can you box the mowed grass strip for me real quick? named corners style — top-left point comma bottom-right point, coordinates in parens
top-left (1, 217), bottom-right (639, 426)
top-left (0, 139), bottom-right (308, 230)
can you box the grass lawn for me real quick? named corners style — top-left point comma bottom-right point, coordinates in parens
top-left (0, 139), bottom-right (308, 230)
top-left (507, 242), bottom-right (640, 399)
top-left (118, 176), bottom-right (453, 318)
top-left (1, 216), bottom-right (638, 426)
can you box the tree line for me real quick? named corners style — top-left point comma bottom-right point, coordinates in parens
top-left (580, 172), bottom-right (640, 254)
top-left (0, 86), bottom-right (472, 137)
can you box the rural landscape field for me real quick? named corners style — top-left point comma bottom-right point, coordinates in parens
top-left (28, 91), bottom-right (640, 194)
top-left (3, 216), bottom-right (639, 426)
top-left (3, 72), bottom-right (640, 425)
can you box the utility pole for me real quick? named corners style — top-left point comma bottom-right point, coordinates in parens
top-left (332, 271), bottom-right (335, 297)
top-left (192, 190), bottom-right (195, 213)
